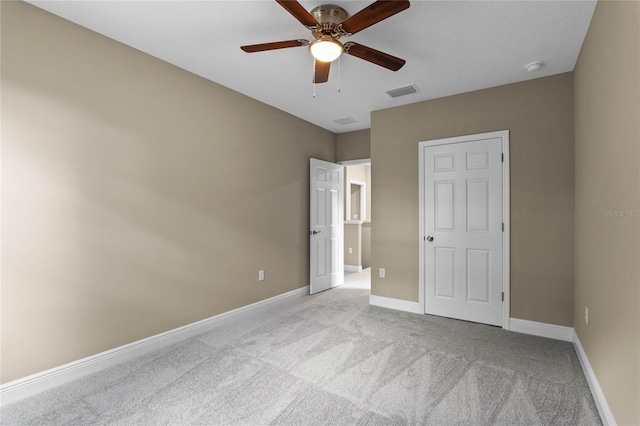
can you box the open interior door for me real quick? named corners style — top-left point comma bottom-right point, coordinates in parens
top-left (310, 158), bottom-right (344, 294)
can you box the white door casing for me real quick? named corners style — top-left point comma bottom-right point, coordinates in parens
top-left (310, 159), bottom-right (344, 294)
top-left (419, 131), bottom-right (510, 328)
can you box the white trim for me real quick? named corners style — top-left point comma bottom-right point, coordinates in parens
top-left (344, 265), bottom-right (362, 272)
top-left (418, 130), bottom-right (510, 327)
top-left (501, 137), bottom-right (511, 330)
top-left (418, 138), bottom-right (426, 314)
top-left (369, 295), bottom-right (422, 314)
top-left (573, 331), bottom-right (617, 425)
top-left (337, 158), bottom-right (371, 166)
top-left (509, 318), bottom-right (573, 342)
top-left (344, 220), bottom-right (364, 225)
top-left (0, 286), bottom-right (310, 406)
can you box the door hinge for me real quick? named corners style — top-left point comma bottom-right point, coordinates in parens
top-left (501, 153), bottom-right (504, 162)
top-left (502, 292), bottom-right (504, 302)
top-left (502, 222), bottom-right (504, 232)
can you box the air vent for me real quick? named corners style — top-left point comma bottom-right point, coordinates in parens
top-left (333, 116), bottom-right (357, 125)
top-left (386, 84), bottom-right (419, 98)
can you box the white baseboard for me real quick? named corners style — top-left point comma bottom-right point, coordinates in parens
top-left (369, 295), bottom-right (422, 314)
top-left (0, 285), bottom-right (309, 406)
top-left (509, 318), bottom-right (573, 342)
top-left (344, 265), bottom-right (362, 273)
top-left (573, 331), bottom-right (617, 425)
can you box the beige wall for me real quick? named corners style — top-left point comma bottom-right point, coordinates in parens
top-left (371, 73), bottom-right (575, 326)
top-left (343, 224), bottom-right (361, 267)
top-left (573, 1), bottom-right (640, 424)
top-left (362, 222), bottom-right (371, 269)
top-left (0, 1), bottom-right (335, 383)
top-left (363, 165), bottom-right (372, 269)
top-left (336, 129), bottom-right (371, 162)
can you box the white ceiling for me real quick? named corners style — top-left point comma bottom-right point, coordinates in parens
top-left (27, 0), bottom-right (596, 133)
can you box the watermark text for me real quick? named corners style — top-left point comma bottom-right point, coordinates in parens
top-left (604, 209), bottom-right (639, 217)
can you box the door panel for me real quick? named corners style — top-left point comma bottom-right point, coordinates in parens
top-left (435, 181), bottom-right (455, 231)
top-left (310, 159), bottom-right (344, 294)
top-left (331, 237), bottom-right (339, 273)
top-left (316, 239), bottom-right (326, 277)
top-left (467, 249), bottom-right (490, 302)
top-left (434, 247), bottom-right (455, 298)
top-left (467, 179), bottom-right (490, 232)
top-left (424, 137), bottom-right (503, 326)
top-left (316, 188), bottom-right (326, 227)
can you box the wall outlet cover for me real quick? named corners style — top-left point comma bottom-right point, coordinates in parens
top-left (585, 306), bottom-right (588, 324)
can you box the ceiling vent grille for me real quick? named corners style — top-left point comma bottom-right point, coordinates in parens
top-left (333, 116), bottom-right (357, 125)
top-left (386, 84), bottom-right (419, 98)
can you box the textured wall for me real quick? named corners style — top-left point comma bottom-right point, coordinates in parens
top-left (343, 224), bottom-right (362, 268)
top-left (1, 2), bottom-right (335, 383)
top-left (371, 73), bottom-right (575, 326)
top-left (336, 129), bottom-right (371, 162)
top-left (573, 1), bottom-right (640, 424)
top-left (362, 223), bottom-right (371, 269)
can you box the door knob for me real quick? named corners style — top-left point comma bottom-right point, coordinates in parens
top-left (311, 230), bottom-right (321, 235)
top-left (426, 235), bottom-right (434, 242)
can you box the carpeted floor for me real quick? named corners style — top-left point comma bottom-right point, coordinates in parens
top-left (1, 268), bottom-right (601, 425)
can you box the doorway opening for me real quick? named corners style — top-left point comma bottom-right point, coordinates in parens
top-left (339, 159), bottom-right (372, 290)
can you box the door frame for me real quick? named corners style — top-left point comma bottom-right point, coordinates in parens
top-left (418, 130), bottom-right (510, 329)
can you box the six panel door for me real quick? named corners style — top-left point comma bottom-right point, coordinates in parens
top-left (424, 137), bottom-right (503, 326)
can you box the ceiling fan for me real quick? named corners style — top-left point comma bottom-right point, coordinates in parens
top-left (241, 0), bottom-right (410, 83)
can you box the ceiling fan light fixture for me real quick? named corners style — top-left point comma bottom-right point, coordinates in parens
top-left (310, 36), bottom-right (344, 62)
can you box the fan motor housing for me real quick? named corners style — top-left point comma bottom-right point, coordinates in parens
top-left (310, 5), bottom-right (349, 25)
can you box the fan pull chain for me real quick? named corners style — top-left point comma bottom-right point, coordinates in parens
top-left (337, 56), bottom-right (341, 93)
top-left (312, 57), bottom-right (316, 98)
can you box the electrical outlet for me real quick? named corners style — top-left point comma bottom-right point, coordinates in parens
top-left (258, 270), bottom-right (265, 282)
top-left (379, 268), bottom-right (385, 278)
top-left (353, 214), bottom-right (358, 219)
top-left (348, 247), bottom-right (353, 254)
top-left (585, 306), bottom-right (588, 325)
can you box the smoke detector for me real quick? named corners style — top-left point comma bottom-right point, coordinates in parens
top-left (525, 61), bottom-right (544, 72)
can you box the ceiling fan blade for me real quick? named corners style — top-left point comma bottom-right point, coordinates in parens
top-left (341, 0), bottom-right (410, 35)
top-left (275, 0), bottom-right (319, 28)
top-left (314, 60), bottom-right (330, 83)
top-left (241, 39), bottom-right (308, 53)
top-left (344, 42), bottom-right (406, 71)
